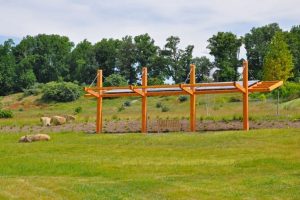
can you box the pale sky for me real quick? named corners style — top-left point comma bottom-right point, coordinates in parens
top-left (0, 0), bottom-right (299, 57)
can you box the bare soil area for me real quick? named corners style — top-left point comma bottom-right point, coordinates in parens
top-left (1, 119), bottom-right (299, 133)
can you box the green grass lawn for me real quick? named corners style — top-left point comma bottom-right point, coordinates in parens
top-left (0, 129), bottom-right (299, 199)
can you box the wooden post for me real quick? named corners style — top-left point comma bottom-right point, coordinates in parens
top-left (243, 60), bottom-right (249, 131)
top-left (190, 64), bottom-right (196, 132)
top-left (141, 67), bottom-right (147, 133)
top-left (96, 69), bottom-right (103, 133)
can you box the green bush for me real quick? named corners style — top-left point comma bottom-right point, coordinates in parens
top-left (123, 101), bottom-right (131, 107)
top-left (229, 96), bottom-right (241, 102)
top-left (23, 83), bottom-right (45, 96)
top-left (0, 109), bottom-right (13, 118)
top-left (74, 106), bottom-right (82, 114)
top-left (156, 102), bottom-right (162, 108)
top-left (178, 95), bottom-right (188, 102)
top-left (42, 82), bottom-right (82, 102)
top-left (272, 82), bottom-right (300, 101)
top-left (161, 105), bottom-right (170, 112)
top-left (103, 74), bottom-right (127, 87)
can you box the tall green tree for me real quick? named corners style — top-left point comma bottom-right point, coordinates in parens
top-left (286, 25), bottom-right (300, 80)
top-left (14, 56), bottom-right (37, 91)
top-left (263, 32), bottom-right (294, 81)
top-left (244, 23), bottom-right (282, 80)
top-left (134, 34), bottom-right (158, 69)
top-left (94, 38), bottom-right (120, 78)
top-left (192, 56), bottom-right (213, 82)
top-left (14, 34), bottom-right (74, 83)
top-left (163, 36), bottom-right (194, 83)
top-left (69, 39), bottom-right (97, 84)
top-left (207, 32), bottom-right (242, 81)
top-left (117, 36), bottom-right (137, 84)
top-left (0, 39), bottom-right (16, 95)
top-left (147, 49), bottom-right (169, 83)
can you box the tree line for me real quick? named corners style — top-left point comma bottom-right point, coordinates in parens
top-left (0, 22), bottom-right (299, 96)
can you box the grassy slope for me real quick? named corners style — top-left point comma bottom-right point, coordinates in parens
top-left (1, 93), bottom-right (300, 126)
top-left (0, 129), bottom-right (299, 199)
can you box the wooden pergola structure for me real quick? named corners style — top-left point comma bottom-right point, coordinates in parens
top-left (84, 60), bottom-right (283, 133)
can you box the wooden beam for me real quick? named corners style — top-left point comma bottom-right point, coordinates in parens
top-left (190, 64), bottom-right (196, 132)
top-left (268, 80), bottom-right (283, 91)
top-left (234, 82), bottom-right (246, 93)
top-left (243, 60), bottom-right (249, 131)
top-left (96, 69), bottom-right (103, 133)
top-left (142, 67), bottom-right (147, 134)
top-left (129, 85), bottom-right (145, 96)
top-left (194, 89), bottom-right (240, 94)
top-left (180, 84), bottom-right (194, 95)
top-left (85, 89), bottom-right (100, 98)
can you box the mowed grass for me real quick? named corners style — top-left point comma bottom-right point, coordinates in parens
top-left (0, 129), bottom-right (299, 199)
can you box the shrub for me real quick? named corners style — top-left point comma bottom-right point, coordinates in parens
top-left (118, 105), bottom-right (125, 112)
top-left (103, 74), bottom-right (127, 87)
top-left (23, 83), bottom-right (45, 96)
top-left (123, 101), bottom-right (131, 107)
top-left (0, 109), bottom-right (13, 118)
top-left (42, 82), bottom-right (82, 102)
top-left (271, 82), bottom-right (300, 101)
top-left (74, 106), bottom-right (83, 114)
top-left (161, 105), bottom-right (170, 112)
top-left (229, 96), bottom-right (241, 102)
top-left (178, 95), bottom-right (188, 102)
top-left (156, 102), bottom-right (162, 108)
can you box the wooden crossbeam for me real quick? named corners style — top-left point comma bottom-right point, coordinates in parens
top-left (234, 82), bottom-right (246, 93)
top-left (180, 84), bottom-right (194, 95)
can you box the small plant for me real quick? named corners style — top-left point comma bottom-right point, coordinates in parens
top-left (229, 96), bottom-right (241, 102)
top-left (112, 115), bottom-right (118, 120)
top-left (0, 109), bottom-right (13, 118)
top-left (118, 105), bottom-right (125, 112)
top-left (178, 95), bottom-right (188, 102)
top-left (84, 116), bottom-right (89, 123)
top-left (232, 115), bottom-right (242, 121)
top-left (18, 108), bottom-right (24, 112)
top-left (156, 102), bottom-right (162, 108)
top-left (123, 101), bottom-right (131, 107)
top-left (161, 105), bottom-right (170, 112)
top-left (222, 117), bottom-right (230, 123)
top-left (74, 106), bottom-right (83, 114)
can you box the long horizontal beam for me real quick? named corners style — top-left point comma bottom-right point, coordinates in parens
top-left (85, 81), bottom-right (283, 98)
top-left (86, 82), bottom-right (236, 91)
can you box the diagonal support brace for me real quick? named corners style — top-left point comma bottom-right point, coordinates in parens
top-left (234, 82), bottom-right (246, 93)
top-left (130, 85), bottom-right (145, 97)
top-left (180, 84), bottom-right (194, 95)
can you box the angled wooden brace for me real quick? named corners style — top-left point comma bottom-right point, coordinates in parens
top-left (84, 88), bottom-right (100, 98)
top-left (179, 84), bottom-right (194, 95)
top-left (234, 82), bottom-right (246, 93)
top-left (129, 85), bottom-right (145, 97)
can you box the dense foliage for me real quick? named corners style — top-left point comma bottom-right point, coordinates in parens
top-left (0, 23), bottom-right (300, 96)
top-left (0, 109), bottom-right (13, 118)
top-left (271, 82), bottom-right (300, 100)
top-left (263, 32), bottom-right (294, 81)
top-left (42, 81), bottom-right (82, 102)
top-left (103, 74), bottom-right (127, 87)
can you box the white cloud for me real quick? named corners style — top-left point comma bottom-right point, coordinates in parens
top-left (0, 0), bottom-right (299, 57)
